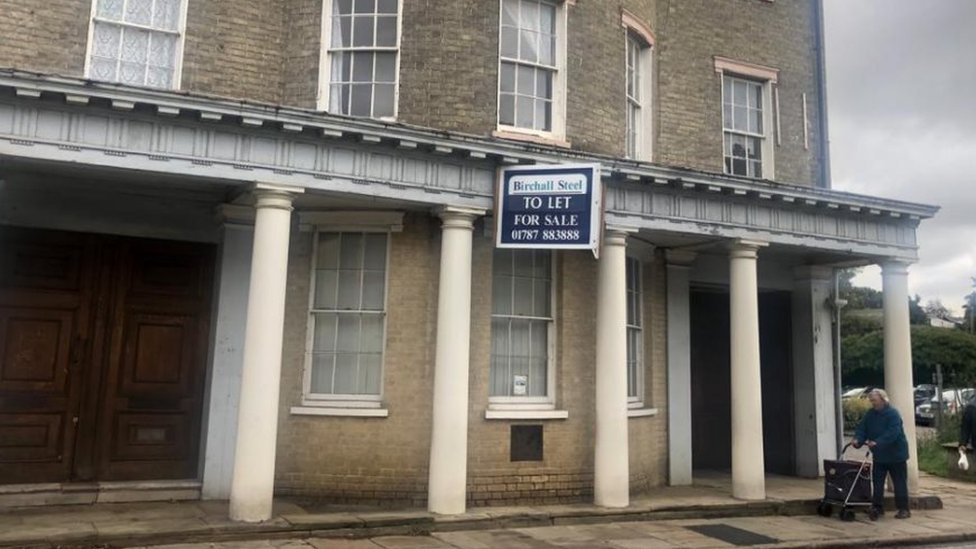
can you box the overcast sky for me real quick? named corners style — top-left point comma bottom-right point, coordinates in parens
top-left (823, 0), bottom-right (976, 315)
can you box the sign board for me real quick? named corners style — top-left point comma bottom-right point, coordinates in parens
top-left (495, 163), bottom-right (603, 258)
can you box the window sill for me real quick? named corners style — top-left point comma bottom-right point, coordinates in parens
top-left (485, 409), bottom-right (569, 420)
top-left (290, 406), bottom-right (389, 418)
top-left (627, 407), bottom-right (659, 418)
top-left (491, 129), bottom-right (571, 149)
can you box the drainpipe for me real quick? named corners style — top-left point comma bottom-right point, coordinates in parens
top-left (813, 0), bottom-right (832, 189)
top-left (830, 271), bottom-right (848, 455)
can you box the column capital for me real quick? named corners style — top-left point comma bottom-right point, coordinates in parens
top-left (604, 225), bottom-right (638, 248)
top-left (436, 206), bottom-right (486, 230)
top-left (728, 239), bottom-right (768, 259)
top-left (252, 183), bottom-right (303, 211)
top-left (881, 259), bottom-right (914, 276)
top-left (665, 249), bottom-right (698, 267)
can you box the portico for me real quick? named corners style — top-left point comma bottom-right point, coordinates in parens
top-left (0, 71), bottom-right (936, 519)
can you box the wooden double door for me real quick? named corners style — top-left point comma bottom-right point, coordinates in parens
top-left (0, 227), bottom-right (215, 483)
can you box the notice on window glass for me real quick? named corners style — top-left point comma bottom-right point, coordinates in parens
top-left (513, 374), bottom-right (528, 396)
top-left (495, 163), bottom-right (604, 258)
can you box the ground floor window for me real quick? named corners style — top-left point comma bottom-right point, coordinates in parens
top-left (626, 256), bottom-right (644, 404)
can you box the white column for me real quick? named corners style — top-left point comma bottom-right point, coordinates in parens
top-left (729, 240), bottom-right (767, 501)
top-left (882, 260), bottom-right (919, 493)
top-left (202, 208), bottom-right (254, 499)
top-left (428, 206), bottom-right (484, 515)
top-left (229, 184), bottom-right (302, 523)
top-left (594, 228), bottom-right (631, 508)
top-left (666, 250), bottom-right (696, 486)
top-left (791, 266), bottom-right (837, 478)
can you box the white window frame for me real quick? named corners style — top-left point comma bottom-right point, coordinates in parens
top-left (494, 0), bottom-right (569, 144)
top-left (714, 56), bottom-right (778, 180)
top-left (83, 0), bottom-right (189, 90)
top-left (622, 10), bottom-right (654, 162)
top-left (317, 0), bottom-right (403, 120)
top-left (292, 212), bottom-right (403, 416)
top-left (625, 255), bottom-right (644, 408)
top-left (488, 249), bottom-right (558, 412)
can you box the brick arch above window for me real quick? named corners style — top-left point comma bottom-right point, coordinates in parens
top-left (620, 9), bottom-right (655, 47)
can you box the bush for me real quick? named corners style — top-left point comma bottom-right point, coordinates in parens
top-left (917, 410), bottom-right (971, 481)
top-left (843, 398), bottom-right (872, 432)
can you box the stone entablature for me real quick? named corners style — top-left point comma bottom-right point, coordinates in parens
top-left (0, 71), bottom-right (936, 261)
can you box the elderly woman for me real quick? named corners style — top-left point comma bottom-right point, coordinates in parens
top-left (852, 389), bottom-right (910, 520)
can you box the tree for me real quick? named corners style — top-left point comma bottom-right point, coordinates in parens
top-left (924, 299), bottom-right (951, 320)
top-left (842, 326), bottom-right (976, 388)
top-left (909, 294), bottom-right (928, 325)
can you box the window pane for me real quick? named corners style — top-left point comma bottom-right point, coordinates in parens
top-left (500, 63), bottom-right (515, 93)
top-left (733, 80), bottom-right (747, 106)
top-left (515, 97), bottom-right (534, 129)
top-left (501, 27), bottom-right (518, 58)
top-left (92, 23), bottom-right (122, 58)
top-left (90, 57), bottom-right (118, 81)
top-left (375, 53), bottom-right (396, 83)
top-left (377, 0), bottom-right (397, 14)
top-left (336, 314), bottom-right (361, 353)
top-left (359, 354), bottom-right (382, 394)
top-left (362, 271), bottom-right (385, 310)
top-left (98, 0), bottom-right (124, 20)
top-left (153, 0), bottom-right (181, 31)
top-left (494, 249), bottom-right (513, 276)
top-left (363, 234), bottom-right (387, 270)
top-left (350, 84), bottom-right (372, 115)
top-left (125, 0), bottom-right (153, 25)
top-left (535, 99), bottom-right (549, 131)
top-left (121, 27), bottom-right (149, 62)
top-left (360, 313), bottom-right (384, 352)
top-left (314, 269), bottom-right (338, 308)
top-left (533, 279), bottom-right (549, 317)
top-left (334, 0), bottom-right (353, 15)
top-left (351, 51), bottom-right (374, 82)
top-left (333, 353), bottom-right (359, 393)
top-left (519, 29), bottom-right (538, 63)
top-left (148, 33), bottom-right (176, 69)
top-left (538, 34), bottom-right (554, 66)
top-left (119, 62), bottom-right (146, 85)
top-left (733, 105), bottom-right (748, 131)
top-left (540, 3), bottom-right (555, 33)
top-left (535, 69), bottom-right (551, 99)
top-left (516, 65), bottom-right (534, 96)
top-left (313, 313), bottom-right (338, 351)
top-left (333, 15), bottom-right (352, 47)
top-left (339, 233), bottom-right (363, 268)
top-left (492, 275), bottom-right (513, 315)
top-left (353, 0), bottom-right (374, 13)
top-left (331, 52), bottom-right (352, 83)
top-left (310, 353), bottom-right (336, 393)
top-left (513, 276), bottom-right (533, 316)
top-left (317, 233), bottom-right (341, 268)
top-left (337, 270), bottom-right (361, 309)
top-left (750, 109), bottom-right (763, 134)
top-left (352, 15), bottom-right (374, 47)
top-left (499, 93), bottom-right (515, 126)
top-left (376, 15), bottom-right (397, 47)
top-left (331, 83), bottom-right (348, 113)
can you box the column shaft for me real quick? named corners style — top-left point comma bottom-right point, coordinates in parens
top-left (882, 261), bottom-right (919, 493)
top-left (729, 241), bottom-right (766, 500)
top-left (666, 251), bottom-right (695, 486)
top-left (229, 187), bottom-right (299, 522)
top-left (594, 229), bottom-right (630, 507)
top-left (428, 208), bottom-right (482, 514)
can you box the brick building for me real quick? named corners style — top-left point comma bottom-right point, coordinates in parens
top-left (0, 0), bottom-right (936, 521)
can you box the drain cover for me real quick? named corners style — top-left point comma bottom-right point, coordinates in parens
top-left (686, 524), bottom-right (779, 546)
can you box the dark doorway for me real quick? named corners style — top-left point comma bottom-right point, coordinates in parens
top-left (0, 226), bottom-right (215, 483)
top-left (690, 288), bottom-right (795, 475)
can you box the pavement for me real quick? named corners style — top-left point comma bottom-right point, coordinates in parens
top-left (0, 473), bottom-right (972, 549)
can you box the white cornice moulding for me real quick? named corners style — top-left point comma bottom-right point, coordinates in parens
top-left (297, 211), bottom-right (405, 232)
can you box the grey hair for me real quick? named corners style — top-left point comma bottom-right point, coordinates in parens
top-left (870, 389), bottom-right (890, 402)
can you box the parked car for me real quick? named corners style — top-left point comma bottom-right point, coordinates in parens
top-left (914, 384), bottom-right (937, 406)
top-left (842, 387), bottom-right (879, 400)
top-left (916, 388), bottom-right (975, 426)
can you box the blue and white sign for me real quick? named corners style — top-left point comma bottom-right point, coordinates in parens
top-left (495, 163), bottom-right (604, 257)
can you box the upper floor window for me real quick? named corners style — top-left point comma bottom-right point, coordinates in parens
top-left (622, 12), bottom-right (654, 161)
top-left (497, 0), bottom-right (567, 139)
top-left (715, 57), bottom-right (779, 179)
top-left (85, 0), bottom-right (187, 89)
top-left (319, 0), bottom-right (400, 119)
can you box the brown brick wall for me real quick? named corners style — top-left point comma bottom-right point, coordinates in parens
top-left (274, 213), bottom-right (439, 506)
top-left (0, 0), bottom-right (89, 77)
top-left (181, 1), bottom-right (285, 104)
top-left (0, 0), bottom-right (824, 185)
top-left (654, 0), bottom-right (823, 186)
